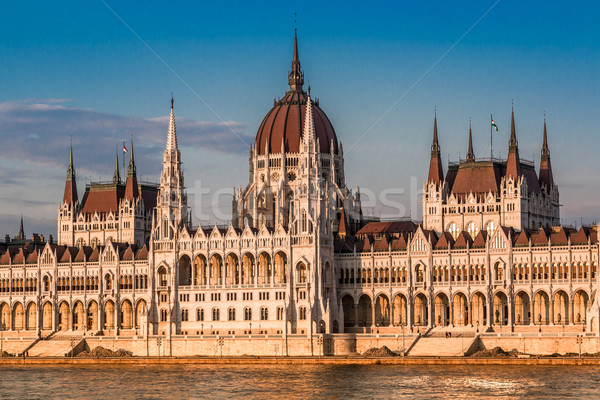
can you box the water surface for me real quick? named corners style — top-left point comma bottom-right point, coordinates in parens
top-left (1, 364), bottom-right (598, 399)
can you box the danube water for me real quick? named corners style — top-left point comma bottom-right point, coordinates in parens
top-left (1, 364), bottom-right (599, 399)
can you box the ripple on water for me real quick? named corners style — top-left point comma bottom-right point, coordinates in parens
top-left (0, 364), bottom-right (599, 399)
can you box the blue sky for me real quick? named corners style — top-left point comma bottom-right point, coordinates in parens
top-left (0, 1), bottom-right (599, 237)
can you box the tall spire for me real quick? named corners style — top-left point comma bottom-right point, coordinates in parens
top-left (509, 104), bottom-right (518, 151)
top-left (124, 138), bottom-right (139, 200)
top-left (113, 150), bottom-right (120, 184)
top-left (167, 95), bottom-right (178, 151)
top-left (67, 141), bottom-right (75, 180)
top-left (541, 115), bottom-right (549, 159)
top-left (127, 139), bottom-right (136, 177)
top-left (427, 112), bottom-right (444, 184)
top-left (506, 105), bottom-right (521, 179)
top-left (539, 116), bottom-right (554, 189)
top-left (466, 120), bottom-right (475, 162)
top-left (17, 215), bottom-right (25, 241)
top-left (62, 142), bottom-right (78, 205)
top-left (288, 16), bottom-right (304, 92)
top-left (303, 95), bottom-right (316, 147)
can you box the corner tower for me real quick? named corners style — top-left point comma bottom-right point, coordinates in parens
top-left (154, 96), bottom-right (189, 240)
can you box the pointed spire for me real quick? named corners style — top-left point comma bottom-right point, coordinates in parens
top-left (509, 104), bottom-right (518, 151)
top-left (539, 115), bottom-right (554, 189)
top-left (466, 120), bottom-right (475, 162)
top-left (303, 95), bottom-right (316, 147)
top-left (506, 105), bottom-right (521, 179)
top-left (63, 142), bottom-right (78, 205)
top-left (431, 111), bottom-right (440, 155)
top-left (17, 215), bottom-right (25, 241)
top-left (288, 16), bottom-right (304, 92)
top-left (541, 115), bottom-right (549, 159)
top-left (427, 112), bottom-right (444, 184)
top-left (125, 138), bottom-right (139, 200)
top-left (67, 140), bottom-right (75, 181)
top-left (113, 150), bottom-right (121, 184)
top-left (127, 138), bottom-right (136, 177)
top-left (167, 95), bottom-right (178, 152)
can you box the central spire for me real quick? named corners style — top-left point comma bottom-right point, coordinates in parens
top-left (288, 17), bottom-right (304, 92)
top-left (167, 95), bottom-right (178, 152)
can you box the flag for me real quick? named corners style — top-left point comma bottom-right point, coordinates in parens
top-left (123, 144), bottom-right (128, 153)
top-left (491, 118), bottom-right (498, 131)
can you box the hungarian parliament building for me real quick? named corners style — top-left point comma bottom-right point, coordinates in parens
top-left (0, 31), bottom-right (597, 339)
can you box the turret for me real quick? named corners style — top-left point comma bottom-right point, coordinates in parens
top-left (466, 121), bottom-right (475, 162)
top-left (62, 142), bottom-right (79, 205)
top-left (113, 150), bottom-right (121, 184)
top-left (539, 117), bottom-right (554, 190)
top-left (427, 113), bottom-right (444, 185)
top-left (288, 21), bottom-right (304, 92)
top-left (505, 106), bottom-right (521, 179)
top-left (124, 139), bottom-right (139, 200)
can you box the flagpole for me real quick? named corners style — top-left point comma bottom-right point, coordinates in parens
top-left (490, 114), bottom-right (493, 160)
top-left (122, 141), bottom-right (126, 180)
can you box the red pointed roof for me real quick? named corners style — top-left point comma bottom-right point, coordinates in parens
top-left (12, 248), bottom-right (26, 263)
top-left (122, 246), bottom-right (135, 261)
top-left (373, 236), bottom-right (390, 252)
top-left (534, 227), bottom-right (550, 246)
top-left (472, 230), bottom-right (488, 248)
top-left (26, 250), bottom-right (38, 263)
top-left (391, 235), bottom-right (408, 251)
top-left (550, 227), bottom-right (570, 246)
top-left (453, 231), bottom-right (473, 249)
top-left (135, 244), bottom-right (149, 260)
top-left (435, 232), bottom-right (454, 249)
top-left (571, 227), bottom-right (591, 245)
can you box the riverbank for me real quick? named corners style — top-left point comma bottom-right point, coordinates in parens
top-left (2, 355), bottom-right (600, 366)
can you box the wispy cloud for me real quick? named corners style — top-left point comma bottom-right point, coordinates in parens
top-left (0, 99), bottom-right (252, 176)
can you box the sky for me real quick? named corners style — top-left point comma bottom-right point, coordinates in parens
top-left (0, 1), bottom-right (599, 238)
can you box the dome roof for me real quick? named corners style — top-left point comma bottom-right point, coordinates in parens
top-left (255, 91), bottom-right (338, 155)
top-left (254, 29), bottom-right (338, 156)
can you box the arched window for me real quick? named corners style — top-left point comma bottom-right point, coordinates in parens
top-left (160, 309), bottom-right (168, 322)
top-left (105, 274), bottom-right (112, 290)
top-left (260, 307), bottom-right (268, 320)
top-left (181, 309), bottom-right (189, 321)
top-left (299, 306), bottom-right (307, 320)
top-left (158, 267), bottom-right (168, 287)
top-left (244, 307), bottom-right (252, 321)
top-left (228, 308), bottom-right (236, 321)
top-left (276, 307), bottom-right (284, 320)
top-left (485, 220), bottom-right (497, 234)
top-left (298, 262), bottom-right (307, 283)
top-left (466, 222), bottom-right (479, 238)
top-left (448, 223), bottom-right (460, 240)
top-left (212, 308), bottom-right (220, 321)
top-left (301, 209), bottom-right (307, 232)
top-left (196, 308), bottom-right (204, 321)
top-left (495, 263), bottom-right (504, 281)
top-left (416, 265), bottom-right (424, 283)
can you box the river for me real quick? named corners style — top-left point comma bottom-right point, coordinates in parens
top-left (1, 364), bottom-right (599, 399)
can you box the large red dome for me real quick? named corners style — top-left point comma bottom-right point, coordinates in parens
top-left (254, 28), bottom-right (338, 156)
top-left (255, 90), bottom-right (338, 155)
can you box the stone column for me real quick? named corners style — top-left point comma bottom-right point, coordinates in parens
top-left (354, 301), bottom-right (359, 328)
top-left (450, 301), bottom-right (454, 326)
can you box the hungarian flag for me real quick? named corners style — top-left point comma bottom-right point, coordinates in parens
top-left (491, 118), bottom-right (498, 131)
top-left (123, 144), bottom-right (128, 153)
